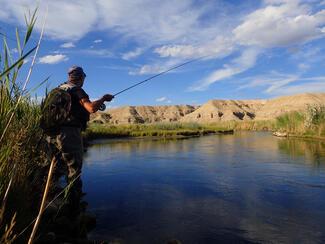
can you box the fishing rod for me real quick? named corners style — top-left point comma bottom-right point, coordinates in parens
top-left (98, 55), bottom-right (208, 111)
top-left (114, 55), bottom-right (207, 97)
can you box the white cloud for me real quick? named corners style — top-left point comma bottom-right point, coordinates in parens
top-left (81, 48), bottom-right (113, 57)
top-left (94, 39), bottom-right (102, 43)
top-left (298, 63), bottom-right (310, 71)
top-left (122, 48), bottom-right (144, 60)
top-left (272, 80), bottom-right (325, 95)
top-left (265, 75), bottom-right (298, 93)
top-left (238, 72), bottom-right (298, 91)
top-left (154, 36), bottom-right (235, 60)
top-left (129, 57), bottom-right (187, 75)
top-left (189, 48), bottom-right (260, 91)
top-left (31, 95), bottom-right (45, 104)
top-left (238, 72), bottom-right (325, 95)
top-left (95, 0), bottom-right (207, 43)
top-left (234, 2), bottom-right (325, 47)
top-left (1, 0), bottom-right (324, 95)
top-left (0, 0), bottom-right (98, 40)
top-left (23, 57), bottom-right (30, 64)
top-left (186, 0), bottom-right (325, 91)
top-left (60, 42), bottom-right (75, 48)
top-left (130, 64), bottom-right (165, 75)
top-left (11, 48), bottom-right (18, 53)
top-left (156, 97), bottom-right (167, 102)
top-left (38, 54), bottom-right (68, 64)
top-left (0, 0), bottom-right (208, 42)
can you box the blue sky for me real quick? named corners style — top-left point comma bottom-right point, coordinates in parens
top-left (0, 0), bottom-right (325, 107)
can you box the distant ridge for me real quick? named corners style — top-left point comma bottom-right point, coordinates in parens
top-left (90, 93), bottom-right (325, 124)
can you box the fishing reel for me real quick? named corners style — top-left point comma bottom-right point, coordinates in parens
top-left (99, 103), bottom-right (106, 111)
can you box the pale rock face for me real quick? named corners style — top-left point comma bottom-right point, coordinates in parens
top-left (255, 93), bottom-right (325, 120)
top-left (90, 93), bottom-right (325, 125)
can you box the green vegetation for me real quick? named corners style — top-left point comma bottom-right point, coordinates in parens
top-left (0, 11), bottom-right (47, 243)
top-left (275, 106), bottom-right (325, 138)
top-left (86, 107), bottom-right (325, 140)
top-left (86, 111), bottom-right (325, 140)
top-left (84, 120), bottom-right (277, 140)
top-left (84, 122), bottom-right (233, 139)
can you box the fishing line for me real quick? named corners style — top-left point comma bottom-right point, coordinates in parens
top-left (113, 55), bottom-right (209, 97)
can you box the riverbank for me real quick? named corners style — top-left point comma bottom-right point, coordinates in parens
top-left (85, 110), bottom-right (325, 141)
top-left (84, 120), bottom-right (276, 140)
top-left (273, 109), bottom-right (325, 140)
top-left (84, 123), bottom-right (238, 140)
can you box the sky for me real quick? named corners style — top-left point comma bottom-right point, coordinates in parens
top-left (0, 0), bottom-right (325, 107)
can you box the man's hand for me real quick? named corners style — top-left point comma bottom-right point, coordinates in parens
top-left (102, 94), bottom-right (114, 102)
top-left (81, 94), bottom-right (114, 113)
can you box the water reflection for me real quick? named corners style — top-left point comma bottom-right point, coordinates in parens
top-left (278, 138), bottom-right (325, 167)
top-left (83, 132), bottom-right (325, 243)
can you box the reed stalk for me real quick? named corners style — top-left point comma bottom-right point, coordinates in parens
top-left (27, 156), bottom-right (55, 244)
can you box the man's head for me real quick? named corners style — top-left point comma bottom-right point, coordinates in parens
top-left (68, 66), bottom-right (86, 87)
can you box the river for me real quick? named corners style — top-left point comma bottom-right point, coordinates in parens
top-left (83, 132), bottom-right (325, 243)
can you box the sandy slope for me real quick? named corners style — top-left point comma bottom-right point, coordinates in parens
top-left (90, 93), bottom-right (325, 124)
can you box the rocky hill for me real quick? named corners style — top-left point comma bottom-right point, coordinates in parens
top-left (91, 105), bottom-right (197, 124)
top-left (90, 93), bottom-right (325, 125)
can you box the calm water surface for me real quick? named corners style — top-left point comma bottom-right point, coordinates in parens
top-left (83, 132), bottom-right (325, 243)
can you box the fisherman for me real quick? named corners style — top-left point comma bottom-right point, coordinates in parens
top-left (46, 65), bottom-right (114, 217)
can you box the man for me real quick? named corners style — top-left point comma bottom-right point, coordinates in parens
top-left (46, 65), bottom-right (113, 216)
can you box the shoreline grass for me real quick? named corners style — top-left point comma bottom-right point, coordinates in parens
top-left (84, 121), bottom-right (274, 140)
top-left (85, 111), bottom-right (325, 141)
top-left (275, 107), bottom-right (325, 139)
top-left (83, 123), bottom-right (228, 140)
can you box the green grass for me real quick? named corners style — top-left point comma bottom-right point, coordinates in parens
top-left (84, 122), bottom-right (232, 139)
top-left (86, 108), bottom-right (325, 140)
top-left (0, 10), bottom-right (48, 243)
top-left (84, 120), bottom-right (278, 140)
top-left (275, 108), bottom-right (325, 138)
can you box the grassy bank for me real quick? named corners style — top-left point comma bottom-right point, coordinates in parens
top-left (84, 120), bottom-right (276, 140)
top-left (84, 123), bottom-right (230, 139)
top-left (85, 109), bottom-right (325, 141)
top-left (275, 107), bottom-right (325, 139)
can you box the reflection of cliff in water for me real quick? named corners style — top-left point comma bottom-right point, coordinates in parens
top-left (277, 138), bottom-right (325, 167)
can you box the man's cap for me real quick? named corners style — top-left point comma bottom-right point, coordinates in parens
top-left (68, 65), bottom-right (86, 77)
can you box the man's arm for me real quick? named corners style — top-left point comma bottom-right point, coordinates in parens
top-left (80, 94), bottom-right (114, 113)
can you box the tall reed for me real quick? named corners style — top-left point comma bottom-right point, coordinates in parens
top-left (0, 10), bottom-right (47, 243)
top-left (276, 107), bottom-right (325, 137)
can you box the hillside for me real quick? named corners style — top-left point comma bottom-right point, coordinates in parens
top-left (90, 93), bottom-right (325, 125)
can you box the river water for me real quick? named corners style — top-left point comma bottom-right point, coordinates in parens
top-left (83, 132), bottom-right (325, 243)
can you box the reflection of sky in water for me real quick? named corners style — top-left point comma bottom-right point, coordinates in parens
top-left (83, 132), bottom-right (325, 243)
